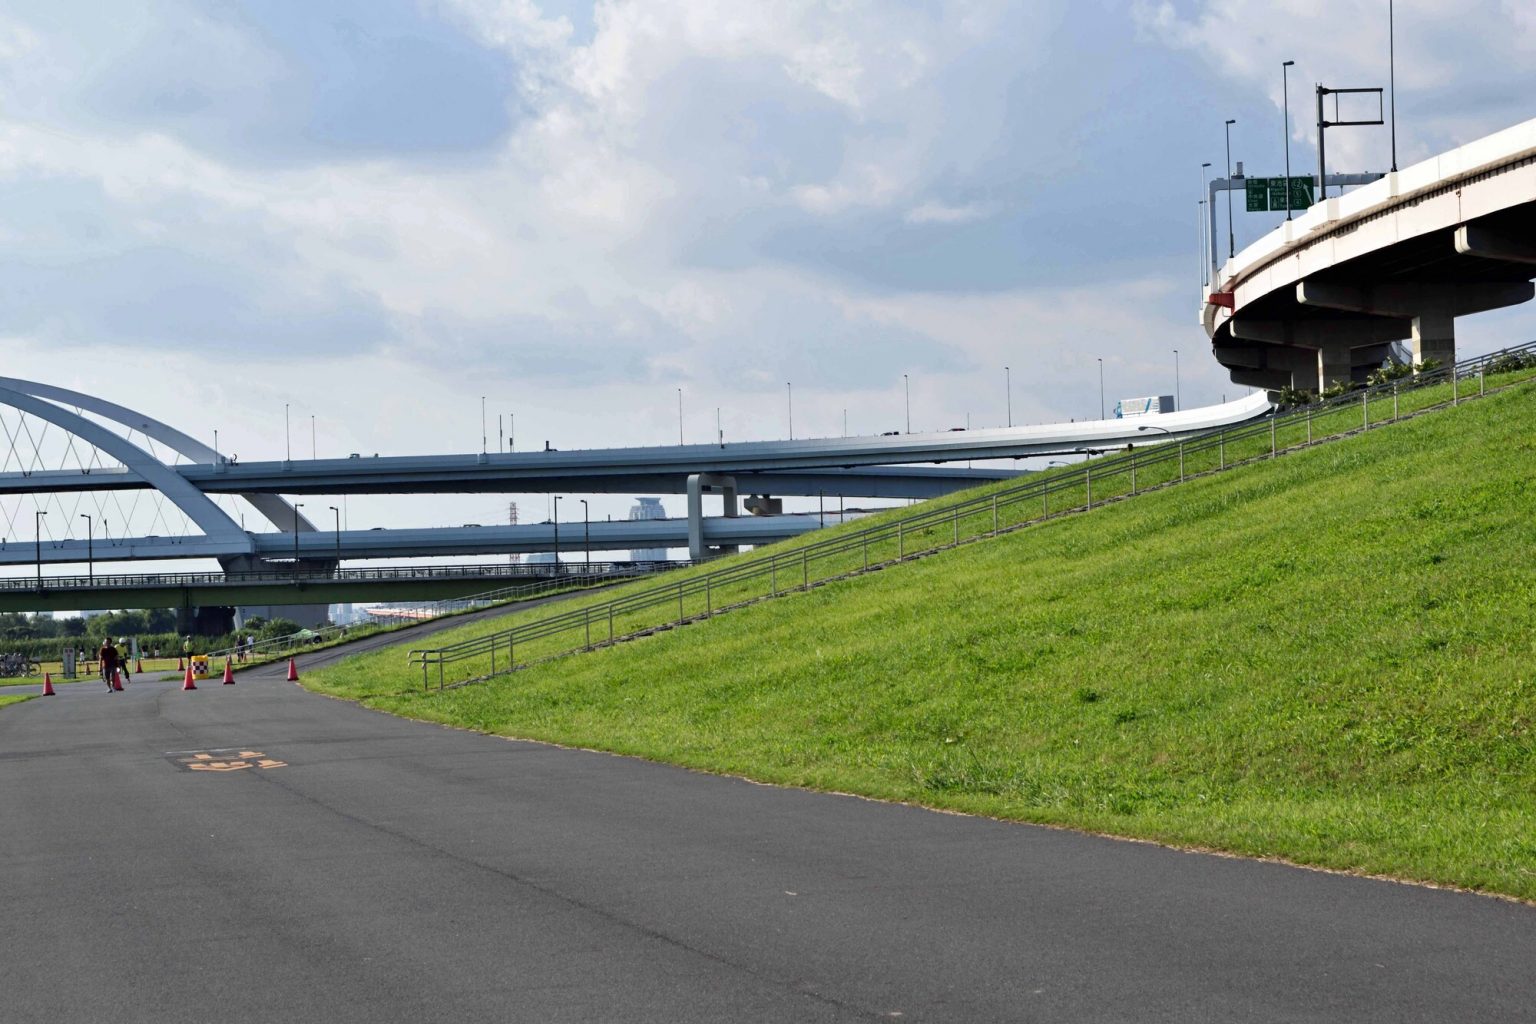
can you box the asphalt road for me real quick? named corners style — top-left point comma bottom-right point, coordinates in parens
top-left (3, 631), bottom-right (1535, 1022)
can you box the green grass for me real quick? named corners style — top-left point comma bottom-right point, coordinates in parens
top-left (305, 377), bottom-right (1536, 899)
top-left (0, 693), bottom-right (34, 709)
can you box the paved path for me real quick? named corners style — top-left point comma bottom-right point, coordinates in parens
top-left (3, 642), bottom-right (1534, 1022)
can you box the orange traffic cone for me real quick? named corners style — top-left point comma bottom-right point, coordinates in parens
top-left (286, 657), bottom-right (299, 682)
top-left (177, 656), bottom-right (184, 671)
top-left (113, 667), bottom-right (125, 691)
top-left (222, 658), bottom-right (235, 685)
top-left (41, 672), bottom-right (55, 696)
top-left (182, 663), bottom-right (197, 691)
top-left (136, 658), bottom-right (144, 673)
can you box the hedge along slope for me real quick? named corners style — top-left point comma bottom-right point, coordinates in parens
top-left (306, 381), bottom-right (1536, 900)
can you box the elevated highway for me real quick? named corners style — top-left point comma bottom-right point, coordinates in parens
top-left (1204, 117), bottom-right (1536, 391)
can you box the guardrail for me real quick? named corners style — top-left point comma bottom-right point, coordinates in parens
top-left (409, 340), bottom-right (1536, 690)
top-left (0, 559), bottom-right (694, 593)
top-left (203, 562), bottom-right (685, 664)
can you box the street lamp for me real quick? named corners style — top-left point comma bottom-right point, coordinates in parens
top-left (1224, 119), bottom-right (1237, 259)
top-left (1173, 349), bottom-right (1181, 411)
top-left (293, 503), bottom-right (304, 576)
top-left (1283, 60), bottom-right (1295, 220)
top-left (80, 514), bottom-right (93, 583)
top-left (551, 496), bottom-right (561, 570)
top-left (903, 373), bottom-right (910, 433)
top-left (328, 506), bottom-right (341, 565)
top-left (786, 383), bottom-right (793, 440)
top-left (677, 388), bottom-right (684, 445)
top-left (1137, 425), bottom-right (1171, 435)
top-left (579, 498), bottom-right (590, 570)
top-left (1005, 365), bottom-right (1012, 427)
top-left (1096, 358), bottom-right (1105, 420)
top-left (1200, 162), bottom-right (1213, 285)
top-left (34, 510), bottom-right (46, 589)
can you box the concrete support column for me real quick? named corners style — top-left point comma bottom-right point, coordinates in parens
top-left (1411, 314), bottom-right (1455, 370)
top-left (686, 472), bottom-right (739, 561)
top-left (1317, 344), bottom-right (1354, 392)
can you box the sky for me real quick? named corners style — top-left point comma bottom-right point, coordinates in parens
top-left (0, 0), bottom-right (1533, 559)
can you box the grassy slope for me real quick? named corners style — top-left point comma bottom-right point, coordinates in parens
top-left (308, 382), bottom-right (1536, 899)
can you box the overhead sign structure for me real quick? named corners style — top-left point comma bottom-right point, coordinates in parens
top-left (1245, 176), bottom-right (1316, 213)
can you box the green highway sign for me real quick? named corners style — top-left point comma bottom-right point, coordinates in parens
top-left (1245, 178), bottom-right (1269, 212)
top-left (1243, 175), bottom-right (1316, 212)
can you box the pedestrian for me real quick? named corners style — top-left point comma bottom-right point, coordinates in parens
top-left (116, 638), bottom-right (130, 683)
top-left (182, 635), bottom-right (192, 662)
top-left (97, 636), bottom-right (119, 692)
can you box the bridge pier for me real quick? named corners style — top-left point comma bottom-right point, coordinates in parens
top-left (1411, 313), bottom-right (1456, 370)
top-left (687, 473), bottom-right (739, 561)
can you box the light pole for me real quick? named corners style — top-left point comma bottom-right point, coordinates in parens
top-left (1138, 425), bottom-right (1171, 436)
top-left (786, 383), bottom-right (793, 440)
top-left (677, 388), bottom-right (683, 445)
top-left (1005, 366), bottom-right (1012, 427)
top-left (903, 373), bottom-right (910, 433)
top-left (310, 414), bottom-right (316, 459)
top-left (284, 403), bottom-right (291, 461)
top-left (1389, 0), bottom-right (1397, 171)
top-left (34, 510), bottom-right (46, 589)
top-left (1200, 162), bottom-right (1212, 285)
top-left (1224, 119), bottom-right (1237, 259)
top-left (1096, 358), bottom-right (1105, 420)
top-left (1283, 60), bottom-right (1295, 219)
top-left (1173, 349), bottom-right (1181, 411)
top-left (551, 496), bottom-right (560, 570)
top-left (579, 499), bottom-right (590, 570)
top-left (80, 514), bottom-right (93, 583)
top-left (328, 505), bottom-right (341, 564)
top-left (293, 503), bottom-right (304, 576)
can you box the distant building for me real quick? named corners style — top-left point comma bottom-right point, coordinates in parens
top-left (628, 497), bottom-right (667, 562)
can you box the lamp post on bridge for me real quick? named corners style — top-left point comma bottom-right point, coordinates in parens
top-left (328, 506), bottom-right (341, 567)
top-left (1224, 119), bottom-right (1237, 259)
top-left (1173, 349), bottom-right (1181, 411)
top-left (552, 496), bottom-right (561, 572)
top-left (1283, 60), bottom-right (1295, 220)
top-left (1005, 365), bottom-right (1012, 428)
top-left (1200, 162), bottom-right (1212, 286)
top-left (34, 510), bottom-right (46, 590)
top-left (293, 503), bottom-right (304, 579)
top-left (1096, 358), bottom-right (1105, 420)
top-left (579, 499), bottom-right (590, 571)
top-left (80, 514), bottom-right (92, 583)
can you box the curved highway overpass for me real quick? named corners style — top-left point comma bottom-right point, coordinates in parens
top-left (1203, 117), bottom-right (1536, 391)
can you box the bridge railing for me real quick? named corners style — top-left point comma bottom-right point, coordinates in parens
top-left (409, 339), bottom-right (1536, 690)
top-left (0, 559), bottom-right (694, 593)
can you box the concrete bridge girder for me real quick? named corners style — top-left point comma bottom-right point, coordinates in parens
top-left (1296, 278), bottom-right (1535, 378)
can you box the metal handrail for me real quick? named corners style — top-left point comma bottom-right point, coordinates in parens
top-left (0, 559), bottom-right (694, 593)
top-left (203, 563), bottom-right (684, 662)
top-left (409, 340), bottom-right (1536, 690)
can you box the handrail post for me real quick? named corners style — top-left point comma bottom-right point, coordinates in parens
top-left (1392, 382), bottom-right (1399, 420)
top-left (678, 580), bottom-right (684, 624)
top-left (952, 507), bottom-right (959, 546)
top-left (1306, 408), bottom-right (1312, 444)
top-left (422, 659), bottom-right (428, 692)
top-left (1085, 464), bottom-right (1092, 510)
top-left (1479, 368), bottom-right (1485, 397)
top-left (585, 607), bottom-right (592, 647)
top-left (771, 556), bottom-right (777, 596)
top-left (1178, 443), bottom-right (1185, 482)
top-left (608, 606), bottom-right (615, 644)
top-left (802, 549), bottom-right (809, 589)
top-left (438, 661), bottom-right (444, 691)
top-left (1043, 482), bottom-right (1048, 517)
top-left (705, 578), bottom-right (712, 618)
top-left (1219, 431), bottom-right (1225, 469)
top-left (898, 521), bottom-right (904, 560)
top-left (491, 645), bottom-right (496, 675)
top-left (1270, 416), bottom-right (1276, 456)
top-left (509, 631), bottom-right (515, 669)
top-left (1453, 369), bottom-right (1459, 406)
top-left (1362, 390), bottom-right (1368, 430)
top-left (862, 533), bottom-right (868, 570)
top-left (991, 494), bottom-right (999, 535)
top-left (1130, 452), bottom-right (1136, 494)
